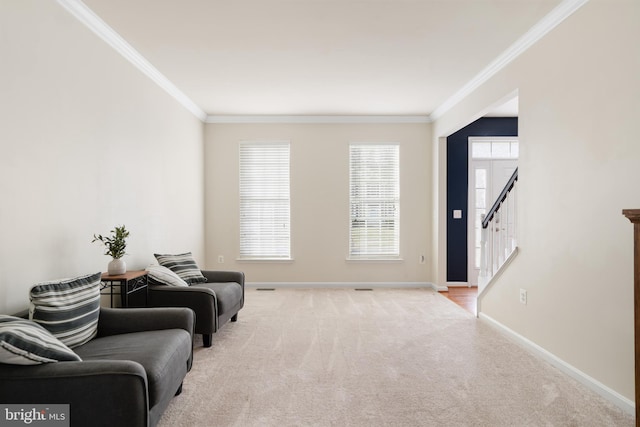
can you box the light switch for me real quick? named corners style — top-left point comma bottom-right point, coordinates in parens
top-left (453, 210), bottom-right (463, 219)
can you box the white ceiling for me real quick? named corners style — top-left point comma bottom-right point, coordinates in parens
top-left (78, 0), bottom-right (565, 118)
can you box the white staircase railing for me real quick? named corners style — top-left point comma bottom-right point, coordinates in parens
top-left (479, 168), bottom-right (518, 293)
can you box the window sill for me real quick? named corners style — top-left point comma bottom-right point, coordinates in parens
top-left (346, 257), bottom-right (404, 263)
top-left (236, 258), bottom-right (295, 263)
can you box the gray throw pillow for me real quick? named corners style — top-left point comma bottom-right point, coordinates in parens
top-left (154, 252), bottom-right (207, 284)
top-left (0, 315), bottom-right (81, 364)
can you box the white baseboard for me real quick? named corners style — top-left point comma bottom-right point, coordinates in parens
top-left (479, 313), bottom-right (635, 415)
top-left (430, 282), bottom-right (473, 293)
top-left (446, 282), bottom-right (471, 287)
top-left (246, 282), bottom-right (433, 289)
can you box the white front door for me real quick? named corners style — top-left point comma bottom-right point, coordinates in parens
top-left (467, 138), bottom-right (518, 287)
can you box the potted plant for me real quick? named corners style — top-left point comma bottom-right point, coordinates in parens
top-left (93, 225), bottom-right (130, 275)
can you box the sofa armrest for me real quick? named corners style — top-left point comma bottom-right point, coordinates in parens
top-left (147, 286), bottom-right (217, 332)
top-left (201, 270), bottom-right (245, 287)
top-left (0, 360), bottom-right (148, 427)
top-left (97, 307), bottom-right (194, 339)
top-left (202, 270), bottom-right (244, 310)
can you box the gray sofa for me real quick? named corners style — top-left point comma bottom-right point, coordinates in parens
top-left (0, 307), bottom-right (194, 427)
top-left (148, 270), bottom-right (244, 347)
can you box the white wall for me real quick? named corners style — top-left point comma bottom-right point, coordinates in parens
top-left (433, 0), bottom-right (639, 403)
top-left (205, 123), bottom-right (431, 284)
top-left (0, 1), bottom-right (205, 313)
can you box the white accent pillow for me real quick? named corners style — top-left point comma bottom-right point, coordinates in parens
top-left (145, 265), bottom-right (189, 287)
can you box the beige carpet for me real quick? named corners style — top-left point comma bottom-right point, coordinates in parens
top-left (158, 288), bottom-right (633, 426)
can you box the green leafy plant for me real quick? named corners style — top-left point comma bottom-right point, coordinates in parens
top-left (92, 225), bottom-right (129, 259)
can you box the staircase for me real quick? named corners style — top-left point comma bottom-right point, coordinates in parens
top-left (478, 168), bottom-right (519, 295)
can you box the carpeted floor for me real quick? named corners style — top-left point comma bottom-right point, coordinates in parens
top-left (158, 288), bottom-right (633, 426)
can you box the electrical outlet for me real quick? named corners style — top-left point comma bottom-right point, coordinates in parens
top-left (519, 289), bottom-right (527, 305)
top-left (218, 255), bottom-right (224, 263)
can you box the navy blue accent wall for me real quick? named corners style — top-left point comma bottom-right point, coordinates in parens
top-left (446, 117), bottom-right (518, 282)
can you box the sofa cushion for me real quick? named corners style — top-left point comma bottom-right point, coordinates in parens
top-left (145, 265), bottom-right (189, 287)
top-left (29, 272), bottom-right (101, 349)
top-left (194, 282), bottom-right (243, 315)
top-left (154, 252), bottom-right (207, 284)
top-left (0, 315), bottom-right (81, 365)
top-left (74, 329), bottom-right (191, 408)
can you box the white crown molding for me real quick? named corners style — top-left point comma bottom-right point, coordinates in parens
top-left (57, 0), bottom-right (587, 124)
top-left (429, 0), bottom-right (589, 121)
top-left (56, 0), bottom-right (207, 122)
top-left (206, 115), bottom-right (432, 124)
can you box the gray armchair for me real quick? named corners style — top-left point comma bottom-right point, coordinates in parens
top-left (0, 307), bottom-right (194, 427)
top-left (147, 270), bottom-right (244, 347)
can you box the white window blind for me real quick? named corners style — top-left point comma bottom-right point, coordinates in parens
top-left (349, 144), bottom-right (400, 258)
top-left (239, 142), bottom-right (291, 259)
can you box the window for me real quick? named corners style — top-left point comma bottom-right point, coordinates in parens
top-left (471, 138), bottom-right (519, 159)
top-left (349, 144), bottom-right (400, 259)
top-left (239, 142), bottom-right (290, 259)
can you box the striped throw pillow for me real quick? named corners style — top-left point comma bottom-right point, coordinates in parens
top-left (145, 265), bottom-right (189, 287)
top-left (0, 315), bottom-right (81, 365)
top-left (29, 272), bottom-right (101, 349)
top-left (154, 252), bottom-right (207, 284)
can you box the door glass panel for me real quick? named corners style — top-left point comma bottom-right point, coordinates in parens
top-left (511, 142), bottom-right (519, 158)
top-left (472, 140), bottom-right (519, 159)
top-left (475, 189), bottom-right (486, 208)
top-left (474, 208), bottom-right (485, 268)
top-left (472, 142), bottom-right (491, 158)
top-left (475, 169), bottom-right (487, 188)
top-left (492, 142), bottom-right (511, 158)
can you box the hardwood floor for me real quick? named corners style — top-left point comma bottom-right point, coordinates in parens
top-left (440, 287), bottom-right (478, 315)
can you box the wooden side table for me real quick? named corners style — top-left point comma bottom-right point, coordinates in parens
top-left (622, 209), bottom-right (640, 425)
top-left (101, 270), bottom-right (148, 308)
